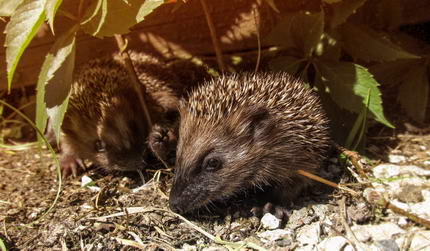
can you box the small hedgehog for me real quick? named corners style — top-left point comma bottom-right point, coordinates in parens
top-left (169, 72), bottom-right (331, 218)
top-left (59, 51), bottom-right (180, 176)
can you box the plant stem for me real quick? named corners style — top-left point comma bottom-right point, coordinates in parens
top-left (114, 34), bottom-right (153, 129)
top-left (199, 0), bottom-right (225, 72)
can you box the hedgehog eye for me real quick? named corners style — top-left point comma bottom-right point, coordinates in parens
top-left (205, 157), bottom-right (222, 171)
top-left (95, 140), bottom-right (106, 152)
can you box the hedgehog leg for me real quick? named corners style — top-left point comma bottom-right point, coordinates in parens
top-left (148, 123), bottom-right (178, 166)
top-left (60, 152), bottom-right (86, 178)
top-left (251, 201), bottom-right (291, 221)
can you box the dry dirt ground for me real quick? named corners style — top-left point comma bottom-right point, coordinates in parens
top-left (1, 121), bottom-right (430, 250)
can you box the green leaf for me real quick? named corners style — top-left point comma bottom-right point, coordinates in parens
top-left (0, 0), bottom-right (24, 16)
top-left (81, 0), bottom-right (163, 38)
top-left (267, 11), bottom-right (324, 57)
top-left (398, 66), bottom-right (429, 122)
top-left (269, 56), bottom-right (305, 75)
top-left (0, 237), bottom-right (6, 251)
top-left (329, 0), bottom-right (366, 28)
top-left (316, 61), bottom-right (394, 128)
top-left (45, 0), bottom-right (63, 33)
top-left (346, 88), bottom-right (370, 150)
top-left (339, 23), bottom-right (419, 62)
top-left (5, 0), bottom-right (47, 91)
top-left (36, 25), bottom-right (77, 143)
top-left (137, 0), bottom-right (164, 21)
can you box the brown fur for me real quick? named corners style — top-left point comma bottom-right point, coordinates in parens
top-left (169, 72), bottom-right (331, 214)
top-left (60, 51), bottom-right (180, 174)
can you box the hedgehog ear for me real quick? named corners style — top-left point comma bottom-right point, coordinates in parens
top-left (236, 107), bottom-right (274, 142)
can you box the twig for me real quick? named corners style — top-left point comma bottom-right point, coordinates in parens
top-left (385, 199), bottom-right (430, 228)
top-left (114, 34), bottom-right (153, 129)
top-left (199, 0), bottom-right (225, 72)
top-left (338, 145), bottom-right (369, 180)
top-left (253, 8), bottom-right (261, 73)
top-left (338, 197), bottom-right (367, 250)
top-left (296, 169), bottom-right (360, 197)
top-left (340, 146), bottom-right (430, 229)
top-left (78, 0), bottom-right (85, 18)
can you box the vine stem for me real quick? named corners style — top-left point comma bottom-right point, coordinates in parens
top-left (199, 0), bottom-right (225, 72)
top-left (114, 34), bottom-right (153, 128)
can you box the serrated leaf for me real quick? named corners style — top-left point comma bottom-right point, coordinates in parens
top-left (340, 23), bottom-right (419, 62)
top-left (329, 0), bottom-right (366, 28)
top-left (267, 11), bottom-right (324, 57)
top-left (5, 0), bottom-right (47, 91)
top-left (45, 0), bottom-right (63, 33)
top-left (81, 0), bottom-right (163, 38)
top-left (269, 56), bottom-right (305, 75)
top-left (316, 61), bottom-right (394, 128)
top-left (0, 0), bottom-right (24, 16)
top-left (36, 25), bottom-right (77, 143)
top-left (137, 0), bottom-right (164, 21)
top-left (398, 66), bottom-right (429, 122)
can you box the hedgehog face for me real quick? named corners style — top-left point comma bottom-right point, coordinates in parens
top-left (62, 93), bottom-right (149, 172)
top-left (169, 106), bottom-right (277, 214)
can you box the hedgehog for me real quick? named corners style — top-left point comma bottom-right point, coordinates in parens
top-left (169, 72), bottom-right (331, 218)
top-left (59, 51), bottom-right (181, 177)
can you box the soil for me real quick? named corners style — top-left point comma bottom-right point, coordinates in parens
top-left (1, 116), bottom-right (429, 250)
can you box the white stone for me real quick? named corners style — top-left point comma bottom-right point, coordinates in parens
top-left (295, 245), bottom-right (316, 251)
top-left (296, 222), bottom-right (321, 246)
top-left (351, 223), bottom-right (405, 242)
top-left (81, 175), bottom-right (94, 187)
top-left (317, 236), bottom-right (349, 251)
top-left (373, 164), bottom-right (400, 179)
top-left (424, 160), bottom-right (430, 166)
top-left (261, 213), bottom-right (281, 229)
top-left (408, 231), bottom-right (430, 251)
top-left (388, 155), bottom-right (406, 164)
top-left (180, 243), bottom-right (197, 251)
top-left (397, 217), bottom-right (408, 226)
top-left (373, 164), bottom-right (430, 179)
top-left (80, 203), bottom-right (93, 210)
top-left (81, 175), bottom-right (101, 192)
top-left (258, 229), bottom-right (293, 243)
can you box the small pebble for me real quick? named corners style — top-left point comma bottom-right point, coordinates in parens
top-left (317, 236), bottom-right (349, 251)
top-left (81, 175), bottom-right (94, 187)
top-left (296, 222), bottom-right (321, 245)
top-left (372, 239), bottom-right (400, 251)
top-left (261, 213), bottom-right (281, 229)
top-left (351, 223), bottom-right (405, 242)
top-left (258, 229), bottom-right (293, 243)
top-left (388, 155), bottom-right (406, 164)
top-left (81, 175), bottom-right (101, 192)
top-left (397, 217), bottom-right (408, 227)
